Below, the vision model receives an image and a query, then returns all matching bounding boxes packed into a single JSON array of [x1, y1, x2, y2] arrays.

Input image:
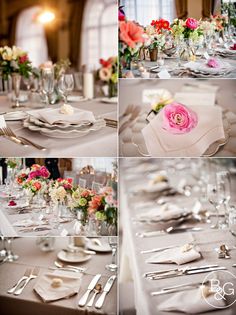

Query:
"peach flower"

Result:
[[119, 21, 144, 48]]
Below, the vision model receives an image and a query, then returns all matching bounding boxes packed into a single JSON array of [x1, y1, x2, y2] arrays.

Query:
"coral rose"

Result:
[[119, 21, 144, 48]]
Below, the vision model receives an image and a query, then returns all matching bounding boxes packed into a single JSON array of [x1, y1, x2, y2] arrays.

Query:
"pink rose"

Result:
[[162, 102, 198, 134], [19, 54, 29, 64], [39, 166, 50, 178], [230, 44, 236, 50], [207, 58, 220, 68], [185, 18, 198, 30]]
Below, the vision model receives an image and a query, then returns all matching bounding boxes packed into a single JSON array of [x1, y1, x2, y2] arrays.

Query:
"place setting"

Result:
[[119, 79, 236, 157], [0, 236, 118, 314]]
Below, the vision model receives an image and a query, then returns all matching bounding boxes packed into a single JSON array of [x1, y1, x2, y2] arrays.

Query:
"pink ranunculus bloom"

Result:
[[119, 20, 144, 48], [185, 18, 198, 30], [162, 102, 198, 134], [207, 58, 220, 68], [230, 43, 236, 50]]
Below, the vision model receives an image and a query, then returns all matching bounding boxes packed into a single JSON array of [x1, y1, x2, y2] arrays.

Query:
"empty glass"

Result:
[[41, 68, 54, 106], [207, 183, 220, 229], [229, 205, 236, 236], [58, 74, 74, 105], [216, 171, 231, 228], [106, 236, 118, 272]]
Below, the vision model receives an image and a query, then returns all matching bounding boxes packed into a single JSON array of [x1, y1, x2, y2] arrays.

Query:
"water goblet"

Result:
[[106, 236, 118, 272], [58, 74, 74, 105], [41, 68, 54, 106]]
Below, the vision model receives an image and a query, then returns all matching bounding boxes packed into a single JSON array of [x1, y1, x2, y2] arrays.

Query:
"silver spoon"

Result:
[[87, 283, 102, 307]]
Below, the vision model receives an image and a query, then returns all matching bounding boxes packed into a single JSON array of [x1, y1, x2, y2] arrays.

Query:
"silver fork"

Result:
[[8, 268, 32, 294], [0, 127, 27, 147], [14, 267, 40, 295], [2, 126, 46, 151]]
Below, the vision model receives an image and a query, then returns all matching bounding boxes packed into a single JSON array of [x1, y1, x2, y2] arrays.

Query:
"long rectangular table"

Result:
[[120, 159, 236, 315], [0, 95, 117, 157], [0, 237, 117, 315]]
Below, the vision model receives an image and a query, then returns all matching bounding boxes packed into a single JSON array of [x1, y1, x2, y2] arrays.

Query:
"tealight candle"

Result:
[[141, 71, 150, 78], [139, 66, 145, 72]]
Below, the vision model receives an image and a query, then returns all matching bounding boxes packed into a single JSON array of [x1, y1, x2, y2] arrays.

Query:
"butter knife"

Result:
[[78, 274, 101, 307], [95, 275, 116, 309]]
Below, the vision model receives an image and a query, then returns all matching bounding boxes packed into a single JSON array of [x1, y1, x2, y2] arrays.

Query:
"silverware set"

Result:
[[78, 274, 116, 308], [52, 261, 86, 273], [104, 118, 118, 128], [136, 226, 203, 238], [0, 125, 46, 150], [144, 264, 226, 280], [7, 267, 40, 295]]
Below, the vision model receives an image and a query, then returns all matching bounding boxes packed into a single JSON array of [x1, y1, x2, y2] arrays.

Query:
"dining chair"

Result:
[[91, 181, 104, 193], [79, 178, 87, 188]]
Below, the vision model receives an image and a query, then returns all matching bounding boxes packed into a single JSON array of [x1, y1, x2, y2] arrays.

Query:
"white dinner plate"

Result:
[[57, 249, 91, 263], [23, 117, 106, 139], [4, 111, 28, 121], [67, 95, 87, 102], [100, 97, 118, 104], [87, 240, 111, 253]]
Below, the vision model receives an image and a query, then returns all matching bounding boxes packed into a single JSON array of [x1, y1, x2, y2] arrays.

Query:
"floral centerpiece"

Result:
[[199, 20, 216, 37], [69, 187, 94, 224], [144, 19, 171, 61], [119, 18, 145, 70], [211, 15, 228, 32], [171, 18, 203, 60], [88, 187, 118, 234], [0, 46, 35, 79], [98, 57, 118, 98], [49, 178, 73, 205]]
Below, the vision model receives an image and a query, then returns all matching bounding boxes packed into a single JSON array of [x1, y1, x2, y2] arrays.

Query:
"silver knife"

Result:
[[78, 274, 101, 307], [95, 275, 116, 309], [144, 264, 219, 278], [149, 266, 226, 280]]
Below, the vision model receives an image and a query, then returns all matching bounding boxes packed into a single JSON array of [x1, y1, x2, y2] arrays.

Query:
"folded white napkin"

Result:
[[142, 105, 225, 157], [146, 245, 201, 265], [34, 270, 82, 302], [184, 60, 232, 74], [35, 107, 95, 125], [158, 287, 225, 313], [136, 203, 188, 222], [130, 181, 170, 194]]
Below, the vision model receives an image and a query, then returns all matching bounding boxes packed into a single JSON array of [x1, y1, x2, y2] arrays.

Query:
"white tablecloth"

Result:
[[0, 95, 117, 157], [120, 159, 236, 315]]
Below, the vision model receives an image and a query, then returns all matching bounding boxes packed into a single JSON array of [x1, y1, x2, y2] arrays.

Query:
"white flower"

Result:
[[50, 186, 67, 203]]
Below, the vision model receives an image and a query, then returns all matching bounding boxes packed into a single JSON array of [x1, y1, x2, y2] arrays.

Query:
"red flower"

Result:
[[19, 54, 29, 64], [151, 19, 171, 32], [99, 58, 113, 68], [33, 182, 41, 190]]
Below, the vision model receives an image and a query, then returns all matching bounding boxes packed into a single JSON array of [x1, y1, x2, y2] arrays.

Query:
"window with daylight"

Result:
[[73, 158, 115, 173], [16, 6, 48, 66], [81, 0, 118, 68], [120, 0, 176, 26]]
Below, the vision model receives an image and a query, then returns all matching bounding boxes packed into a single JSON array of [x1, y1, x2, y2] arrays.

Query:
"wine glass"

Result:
[[5, 237, 19, 262], [41, 68, 54, 106], [23, 75, 33, 93], [216, 171, 231, 228], [106, 236, 118, 272], [207, 183, 220, 229], [58, 74, 74, 105]]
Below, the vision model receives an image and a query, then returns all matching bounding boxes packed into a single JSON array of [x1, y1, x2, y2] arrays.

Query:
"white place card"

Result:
[[158, 69, 171, 79], [203, 52, 210, 60], [142, 89, 172, 103], [0, 115, 6, 128], [181, 83, 219, 93], [174, 92, 216, 106]]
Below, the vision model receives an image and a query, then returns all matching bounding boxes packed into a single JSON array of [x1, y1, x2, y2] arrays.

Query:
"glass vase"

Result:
[[180, 39, 195, 61], [12, 73, 21, 108], [108, 81, 117, 98]]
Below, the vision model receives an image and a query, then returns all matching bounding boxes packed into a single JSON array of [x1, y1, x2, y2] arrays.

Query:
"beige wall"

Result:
[[188, 0, 202, 19]]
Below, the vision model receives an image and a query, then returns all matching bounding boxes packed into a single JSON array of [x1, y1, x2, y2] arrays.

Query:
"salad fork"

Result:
[[14, 267, 40, 295], [8, 268, 31, 294]]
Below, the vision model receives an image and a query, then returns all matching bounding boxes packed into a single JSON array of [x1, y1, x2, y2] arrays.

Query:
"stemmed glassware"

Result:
[[23, 75, 34, 93], [58, 74, 74, 105], [106, 236, 118, 272], [207, 183, 220, 229], [41, 68, 54, 106], [216, 171, 231, 229], [0, 237, 18, 263]]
